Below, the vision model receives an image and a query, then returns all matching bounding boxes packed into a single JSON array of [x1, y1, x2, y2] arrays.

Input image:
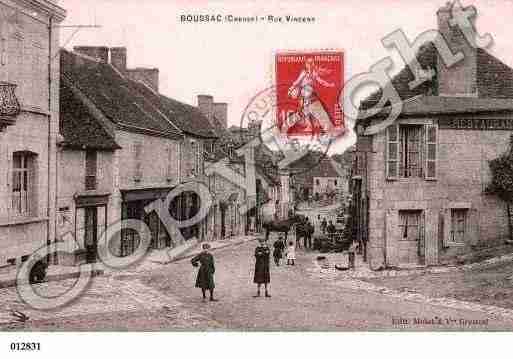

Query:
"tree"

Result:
[[486, 134, 513, 241]]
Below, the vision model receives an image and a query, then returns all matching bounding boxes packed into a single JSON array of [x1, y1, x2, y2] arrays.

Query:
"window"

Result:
[[133, 143, 143, 181], [399, 125, 424, 178], [334, 180, 338, 186], [85, 150, 97, 190], [450, 209, 467, 244], [165, 143, 178, 182], [387, 124, 437, 180], [398, 210, 424, 241], [192, 140, 203, 175], [12, 152, 36, 217], [315, 179, 320, 186]]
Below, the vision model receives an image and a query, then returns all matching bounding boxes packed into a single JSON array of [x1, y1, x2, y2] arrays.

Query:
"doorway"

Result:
[[85, 207, 98, 263]]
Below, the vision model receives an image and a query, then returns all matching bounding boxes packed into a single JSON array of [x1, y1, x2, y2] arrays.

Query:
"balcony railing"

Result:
[[0, 82, 21, 131]]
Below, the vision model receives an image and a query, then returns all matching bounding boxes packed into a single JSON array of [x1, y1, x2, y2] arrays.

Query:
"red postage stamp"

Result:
[[275, 50, 345, 139]]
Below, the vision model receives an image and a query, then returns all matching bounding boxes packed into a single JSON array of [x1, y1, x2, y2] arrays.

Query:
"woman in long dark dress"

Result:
[[253, 238, 271, 298], [273, 236, 285, 266], [191, 243, 218, 302]]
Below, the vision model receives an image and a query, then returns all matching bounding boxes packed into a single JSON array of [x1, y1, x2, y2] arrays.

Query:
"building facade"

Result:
[[0, 0, 65, 265], [58, 46, 217, 262], [353, 2, 513, 269]]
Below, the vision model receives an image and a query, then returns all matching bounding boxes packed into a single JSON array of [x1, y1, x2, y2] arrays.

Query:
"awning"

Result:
[[74, 190, 111, 208]]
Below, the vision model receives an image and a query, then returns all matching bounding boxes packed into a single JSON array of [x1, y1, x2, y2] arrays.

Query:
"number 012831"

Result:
[[10, 342, 41, 351]]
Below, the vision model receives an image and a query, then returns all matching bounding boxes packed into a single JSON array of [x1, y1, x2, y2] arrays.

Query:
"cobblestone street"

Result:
[[1, 237, 513, 330]]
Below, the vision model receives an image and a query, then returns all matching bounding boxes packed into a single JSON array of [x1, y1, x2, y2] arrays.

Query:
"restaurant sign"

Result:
[[438, 118, 513, 130]]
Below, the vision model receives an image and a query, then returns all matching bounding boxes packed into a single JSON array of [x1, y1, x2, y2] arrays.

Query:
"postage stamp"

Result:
[[275, 50, 345, 140]]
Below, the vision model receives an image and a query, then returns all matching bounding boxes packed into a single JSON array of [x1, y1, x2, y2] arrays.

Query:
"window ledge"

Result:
[[444, 242, 465, 248], [0, 216, 49, 227], [386, 177, 437, 183]]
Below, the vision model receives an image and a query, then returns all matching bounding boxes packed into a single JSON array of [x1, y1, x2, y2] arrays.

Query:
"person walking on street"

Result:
[[253, 238, 271, 298], [304, 218, 314, 249], [327, 220, 336, 242], [191, 243, 218, 302], [273, 236, 285, 266], [295, 220, 304, 249], [321, 217, 328, 234], [286, 240, 296, 265], [327, 220, 336, 234]]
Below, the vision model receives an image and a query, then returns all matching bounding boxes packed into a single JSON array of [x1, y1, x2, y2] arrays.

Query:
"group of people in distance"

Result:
[[191, 216, 339, 301]]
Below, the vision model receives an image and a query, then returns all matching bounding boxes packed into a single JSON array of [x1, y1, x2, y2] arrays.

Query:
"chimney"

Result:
[[436, 1, 477, 96], [126, 68, 159, 93], [197, 95, 214, 122], [110, 47, 127, 72], [213, 102, 228, 128], [73, 46, 109, 63]]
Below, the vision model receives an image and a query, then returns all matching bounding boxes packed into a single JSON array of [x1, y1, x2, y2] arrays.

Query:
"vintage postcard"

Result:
[[0, 0, 513, 357]]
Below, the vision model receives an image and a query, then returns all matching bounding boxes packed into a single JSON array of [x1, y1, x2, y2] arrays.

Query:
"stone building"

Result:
[[0, 0, 65, 266], [353, 2, 513, 269], [58, 46, 218, 261]]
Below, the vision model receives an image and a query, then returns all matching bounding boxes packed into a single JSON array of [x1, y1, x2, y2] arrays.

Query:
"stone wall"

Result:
[[366, 118, 512, 269]]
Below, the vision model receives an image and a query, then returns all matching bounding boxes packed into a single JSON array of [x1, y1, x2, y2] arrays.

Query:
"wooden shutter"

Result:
[[425, 124, 437, 180], [467, 208, 479, 246], [442, 208, 451, 247], [418, 211, 426, 263], [386, 124, 399, 179]]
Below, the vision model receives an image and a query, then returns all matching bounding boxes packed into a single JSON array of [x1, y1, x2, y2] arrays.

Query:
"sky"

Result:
[[58, 0, 513, 153]]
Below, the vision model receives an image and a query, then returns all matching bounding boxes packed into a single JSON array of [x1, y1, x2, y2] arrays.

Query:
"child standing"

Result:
[[286, 241, 296, 265], [191, 243, 217, 302]]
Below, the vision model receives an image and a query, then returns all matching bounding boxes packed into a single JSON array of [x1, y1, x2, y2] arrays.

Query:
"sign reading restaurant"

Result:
[[438, 118, 513, 130]]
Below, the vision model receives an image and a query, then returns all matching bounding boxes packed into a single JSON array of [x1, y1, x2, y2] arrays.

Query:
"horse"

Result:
[[262, 214, 304, 242]]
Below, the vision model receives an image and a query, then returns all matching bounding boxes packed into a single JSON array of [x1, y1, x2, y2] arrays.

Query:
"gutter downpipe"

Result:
[[47, 15, 54, 264]]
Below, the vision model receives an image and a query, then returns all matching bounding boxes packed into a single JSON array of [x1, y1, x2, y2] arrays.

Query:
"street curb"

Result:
[[0, 237, 259, 289], [0, 269, 104, 290]]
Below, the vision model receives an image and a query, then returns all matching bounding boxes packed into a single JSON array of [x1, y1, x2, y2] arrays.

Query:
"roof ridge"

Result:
[[69, 49, 102, 63], [128, 79, 184, 135]]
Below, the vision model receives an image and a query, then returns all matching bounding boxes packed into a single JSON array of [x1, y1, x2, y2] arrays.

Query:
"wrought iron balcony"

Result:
[[0, 82, 21, 131]]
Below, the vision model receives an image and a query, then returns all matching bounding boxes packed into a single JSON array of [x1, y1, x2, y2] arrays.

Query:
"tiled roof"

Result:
[[61, 49, 183, 138], [358, 43, 513, 123], [290, 153, 341, 186], [129, 79, 217, 138], [60, 79, 120, 150]]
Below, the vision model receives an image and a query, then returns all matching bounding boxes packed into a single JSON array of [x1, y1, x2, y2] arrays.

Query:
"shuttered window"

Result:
[[399, 125, 424, 178], [425, 124, 437, 180], [387, 124, 436, 180]]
